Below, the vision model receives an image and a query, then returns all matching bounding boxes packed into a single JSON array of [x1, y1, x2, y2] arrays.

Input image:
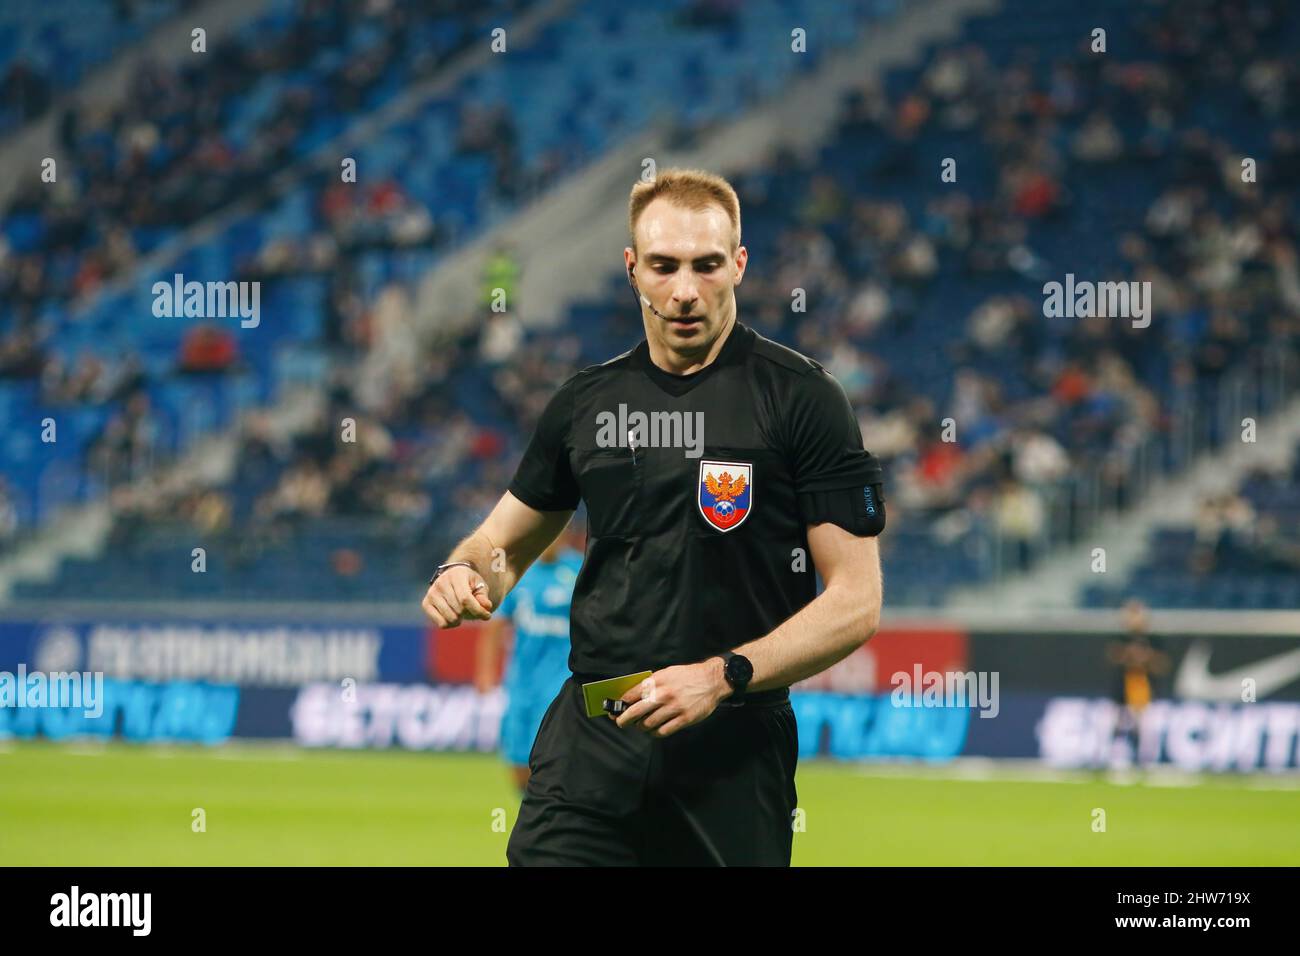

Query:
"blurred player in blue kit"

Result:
[[476, 524, 584, 791]]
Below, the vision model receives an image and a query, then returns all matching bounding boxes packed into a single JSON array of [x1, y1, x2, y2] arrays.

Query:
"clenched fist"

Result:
[[421, 563, 494, 628]]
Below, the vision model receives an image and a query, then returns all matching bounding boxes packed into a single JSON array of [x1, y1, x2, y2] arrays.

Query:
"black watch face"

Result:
[[726, 655, 753, 688]]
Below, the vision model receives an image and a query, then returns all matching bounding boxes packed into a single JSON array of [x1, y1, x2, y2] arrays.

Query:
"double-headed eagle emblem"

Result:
[[703, 470, 747, 504]]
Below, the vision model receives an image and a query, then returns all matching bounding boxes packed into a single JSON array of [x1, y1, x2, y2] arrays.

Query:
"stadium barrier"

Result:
[[1, 606, 1297, 771]]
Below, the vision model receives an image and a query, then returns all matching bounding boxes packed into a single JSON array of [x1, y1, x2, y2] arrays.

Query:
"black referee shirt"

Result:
[[508, 321, 884, 678]]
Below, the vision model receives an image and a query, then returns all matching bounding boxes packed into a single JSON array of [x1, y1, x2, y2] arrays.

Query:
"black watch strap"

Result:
[[719, 651, 753, 699]]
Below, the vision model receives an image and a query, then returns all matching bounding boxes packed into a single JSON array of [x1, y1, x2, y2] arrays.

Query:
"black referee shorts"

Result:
[[505, 676, 799, 866]]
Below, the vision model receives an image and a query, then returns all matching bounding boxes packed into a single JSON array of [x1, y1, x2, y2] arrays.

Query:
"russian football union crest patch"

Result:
[[697, 460, 753, 532]]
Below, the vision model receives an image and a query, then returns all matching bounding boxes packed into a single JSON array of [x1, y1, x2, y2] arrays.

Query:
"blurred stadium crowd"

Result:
[[1, 0, 1297, 608]]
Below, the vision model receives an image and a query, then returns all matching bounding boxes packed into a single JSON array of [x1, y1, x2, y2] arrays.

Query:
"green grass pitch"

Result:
[[2, 741, 1297, 865]]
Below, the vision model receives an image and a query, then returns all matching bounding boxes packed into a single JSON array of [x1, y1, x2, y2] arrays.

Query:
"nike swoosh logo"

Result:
[[1174, 640, 1300, 702]]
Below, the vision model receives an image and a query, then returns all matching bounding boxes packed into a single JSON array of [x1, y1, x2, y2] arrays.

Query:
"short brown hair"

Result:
[[628, 167, 741, 254]]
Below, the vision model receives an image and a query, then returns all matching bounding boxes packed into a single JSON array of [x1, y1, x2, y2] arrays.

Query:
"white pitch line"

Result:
[[840, 758, 1300, 788], [1138, 776, 1203, 788], [212, 746, 304, 761], [845, 758, 1089, 785], [62, 745, 109, 757]]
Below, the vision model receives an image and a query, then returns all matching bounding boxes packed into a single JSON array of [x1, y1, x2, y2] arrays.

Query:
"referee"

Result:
[[422, 168, 885, 866]]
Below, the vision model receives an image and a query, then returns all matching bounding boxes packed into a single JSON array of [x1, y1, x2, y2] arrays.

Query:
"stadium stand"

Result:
[[1083, 437, 1300, 609], [3, 0, 1298, 608], [0, 0, 191, 136]]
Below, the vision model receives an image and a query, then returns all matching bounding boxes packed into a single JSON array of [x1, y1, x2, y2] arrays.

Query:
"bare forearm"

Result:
[[445, 501, 569, 608], [427, 494, 570, 630], [445, 529, 515, 607], [613, 530, 881, 741], [734, 583, 881, 693]]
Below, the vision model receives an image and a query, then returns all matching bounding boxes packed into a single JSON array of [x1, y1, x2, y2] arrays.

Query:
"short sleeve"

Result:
[[508, 377, 581, 512], [787, 368, 886, 533]]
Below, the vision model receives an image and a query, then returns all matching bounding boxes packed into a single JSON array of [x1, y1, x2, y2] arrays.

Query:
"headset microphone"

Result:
[[627, 262, 676, 322]]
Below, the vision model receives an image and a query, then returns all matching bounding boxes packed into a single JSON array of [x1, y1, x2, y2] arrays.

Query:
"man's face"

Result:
[[626, 198, 746, 361]]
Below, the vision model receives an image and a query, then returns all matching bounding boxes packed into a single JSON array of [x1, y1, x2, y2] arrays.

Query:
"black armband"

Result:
[[796, 482, 886, 536]]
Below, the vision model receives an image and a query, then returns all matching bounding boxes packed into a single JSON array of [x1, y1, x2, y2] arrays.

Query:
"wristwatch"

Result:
[[428, 561, 476, 586], [718, 651, 753, 699]]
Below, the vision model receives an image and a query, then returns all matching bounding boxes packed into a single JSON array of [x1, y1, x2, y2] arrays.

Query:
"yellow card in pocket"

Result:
[[581, 671, 654, 718]]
